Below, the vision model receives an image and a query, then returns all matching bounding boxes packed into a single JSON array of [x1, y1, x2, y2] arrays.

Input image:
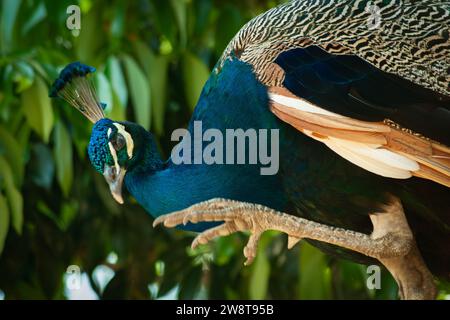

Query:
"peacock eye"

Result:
[[112, 133, 126, 151]]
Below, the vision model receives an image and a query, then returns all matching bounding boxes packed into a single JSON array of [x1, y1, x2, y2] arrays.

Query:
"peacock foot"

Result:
[[153, 198, 287, 265], [153, 197, 437, 299]]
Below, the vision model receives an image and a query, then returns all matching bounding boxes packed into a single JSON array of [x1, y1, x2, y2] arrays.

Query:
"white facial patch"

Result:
[[113, 123, 134, 159], [108, 141, 120, 175], [106, 128, 119, 174]]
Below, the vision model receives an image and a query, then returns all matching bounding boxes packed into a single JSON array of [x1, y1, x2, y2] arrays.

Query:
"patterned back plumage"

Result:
[[219, 0, 450, 97]]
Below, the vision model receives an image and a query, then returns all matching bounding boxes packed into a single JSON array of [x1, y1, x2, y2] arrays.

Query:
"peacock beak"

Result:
[[103, 165, 126, 204]]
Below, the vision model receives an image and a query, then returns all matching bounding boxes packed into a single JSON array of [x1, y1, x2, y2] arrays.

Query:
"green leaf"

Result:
[[0, 157, 13, 191], [213, 237, 237, 266], [0, 0, 22, 53], [182, 52, 210, 112], [249, 235, 270, 299], [104, 61, 127, 120], [0, 194, 10, 256], [28, 60, 48, 82], [14, 61, 35, 93], [0, 126, 24, 186], [133, 42, 168, 136], [122, 55, 151, 130], [106, 56, 128, 107], [75, 6, 103, 64], [110, 4, 125, 40], [170, 0, 187, 48], [95, 71, 113, 113], [150, 1, 177, 48], [133, 41, 153, 74], [155, 260, 165, 277], [0, 156, 23, 235], [22, 2, 47, 36], [21, 77, 54, 142], [7, 187, 23, 235], [53, 121, 73, 197], [298, 242, 332, 299], [149, 55, 168, 136], [16, 125, 30, 156], [109, 91, 126, 121]]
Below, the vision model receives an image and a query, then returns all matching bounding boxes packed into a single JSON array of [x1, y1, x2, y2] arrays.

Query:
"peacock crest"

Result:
[[49, 62, 105, 123]]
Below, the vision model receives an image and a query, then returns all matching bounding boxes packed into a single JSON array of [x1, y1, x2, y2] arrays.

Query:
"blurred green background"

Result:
[[0, 0, 449, 300]]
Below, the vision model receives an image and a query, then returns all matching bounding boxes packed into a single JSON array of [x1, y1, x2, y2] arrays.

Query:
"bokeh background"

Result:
[[0, 0, 449, 299]]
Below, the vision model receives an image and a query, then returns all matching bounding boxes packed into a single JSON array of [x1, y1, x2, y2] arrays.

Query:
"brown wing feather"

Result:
[[270, 87, 450, 187]]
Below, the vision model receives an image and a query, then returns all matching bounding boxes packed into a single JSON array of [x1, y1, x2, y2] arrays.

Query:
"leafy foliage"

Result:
[[0, 0, 449, 300]]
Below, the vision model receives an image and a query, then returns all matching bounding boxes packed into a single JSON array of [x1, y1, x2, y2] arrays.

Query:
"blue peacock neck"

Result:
[[123, 58, 287, 229]]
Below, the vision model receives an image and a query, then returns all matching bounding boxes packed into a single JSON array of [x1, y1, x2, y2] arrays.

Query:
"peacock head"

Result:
[[87, 118, 136, 204], [50, 62, 139, 204]]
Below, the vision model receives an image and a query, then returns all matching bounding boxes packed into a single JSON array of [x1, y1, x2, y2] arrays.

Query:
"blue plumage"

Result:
[[83, 58, 286, 231], [125, 58, 287, 231]]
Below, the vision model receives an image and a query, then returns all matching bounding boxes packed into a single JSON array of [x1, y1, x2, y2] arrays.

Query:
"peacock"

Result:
[[50, 0, 450, 299]]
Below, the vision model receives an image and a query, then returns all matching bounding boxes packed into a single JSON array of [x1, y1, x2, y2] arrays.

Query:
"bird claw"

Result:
[[152, 198, 238, 228], [153, 198, 278, 265], [154, 197, 438, 299]]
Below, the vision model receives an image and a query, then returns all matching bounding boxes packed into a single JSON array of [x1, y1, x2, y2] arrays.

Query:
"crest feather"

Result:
[[50, 62, 105, 123]]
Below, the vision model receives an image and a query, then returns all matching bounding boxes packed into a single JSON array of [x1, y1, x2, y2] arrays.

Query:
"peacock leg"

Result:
[[153, 197, 437, 300]]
